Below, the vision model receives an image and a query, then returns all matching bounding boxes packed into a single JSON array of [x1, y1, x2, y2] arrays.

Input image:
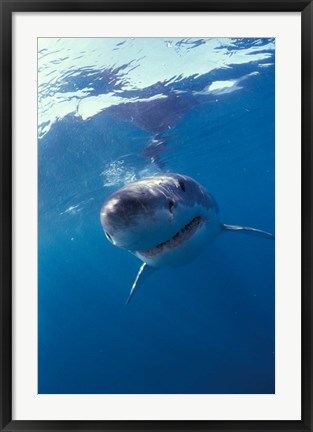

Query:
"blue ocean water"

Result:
[[38, 38, 275, 394]]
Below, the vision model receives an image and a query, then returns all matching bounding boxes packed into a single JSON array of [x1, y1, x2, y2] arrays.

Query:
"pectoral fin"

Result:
[[222, 224, 274, 239], [126, 263, 156, 305]]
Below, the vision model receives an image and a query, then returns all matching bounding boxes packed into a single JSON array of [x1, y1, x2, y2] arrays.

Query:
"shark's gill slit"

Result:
[[139, 215, 203, 257]]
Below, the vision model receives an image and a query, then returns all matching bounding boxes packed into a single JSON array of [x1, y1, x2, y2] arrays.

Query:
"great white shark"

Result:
[[100, 173, 274, 304]]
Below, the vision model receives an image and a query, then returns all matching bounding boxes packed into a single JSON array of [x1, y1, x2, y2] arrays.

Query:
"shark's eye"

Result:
[[178, 180, 186, 192], [168, 200, 175, 213], [105, 231, 112, 242]]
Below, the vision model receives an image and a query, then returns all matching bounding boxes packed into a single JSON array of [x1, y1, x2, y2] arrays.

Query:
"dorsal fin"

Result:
[[222, 223, 274, 239], [126, 263, 157, 305]]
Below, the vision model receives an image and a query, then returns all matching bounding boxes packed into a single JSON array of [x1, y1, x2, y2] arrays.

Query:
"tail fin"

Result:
[[221, 224, 274, 240]]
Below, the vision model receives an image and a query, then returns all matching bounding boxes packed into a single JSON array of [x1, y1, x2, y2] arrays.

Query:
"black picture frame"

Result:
[[1, 1, 312, 431]]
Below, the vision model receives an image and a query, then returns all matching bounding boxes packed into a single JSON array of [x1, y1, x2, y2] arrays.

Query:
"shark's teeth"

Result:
[[139, 216, 203, 257]]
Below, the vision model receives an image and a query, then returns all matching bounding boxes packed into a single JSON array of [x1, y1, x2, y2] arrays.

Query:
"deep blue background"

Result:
[[38, 38, 275, 394]]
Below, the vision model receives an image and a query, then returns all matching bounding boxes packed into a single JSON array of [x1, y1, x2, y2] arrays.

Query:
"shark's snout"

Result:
[[102, 197, 139, 224], [101, 193, 156, 229], [100, 188, 166, 250], [100, 199, 134, 241]]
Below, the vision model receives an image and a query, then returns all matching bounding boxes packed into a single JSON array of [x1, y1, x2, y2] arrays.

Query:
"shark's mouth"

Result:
[[138, 216, 203, 257]]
